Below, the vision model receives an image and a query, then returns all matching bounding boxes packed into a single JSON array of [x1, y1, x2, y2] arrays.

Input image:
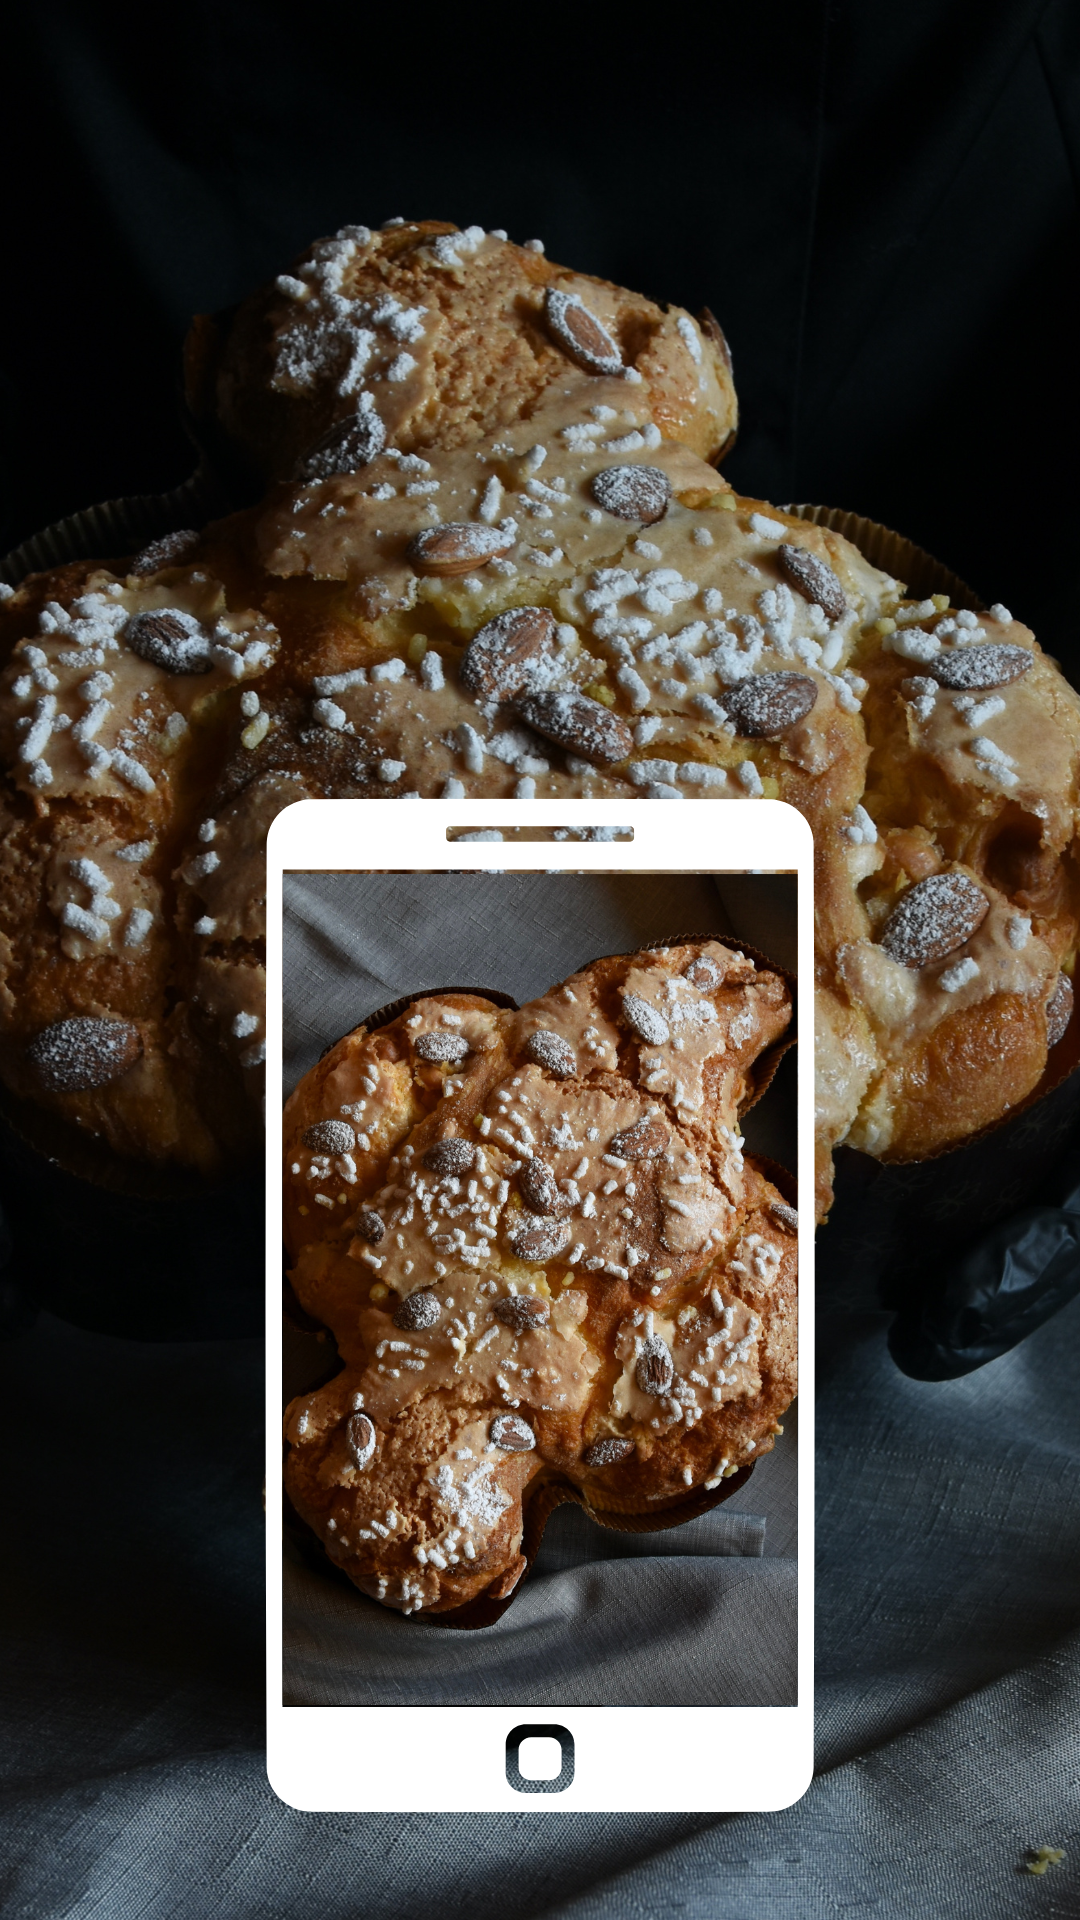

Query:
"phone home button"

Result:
[[505, 1724, 575, 1793]]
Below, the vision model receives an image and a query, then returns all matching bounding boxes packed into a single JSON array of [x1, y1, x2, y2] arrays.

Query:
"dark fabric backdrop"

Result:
[[2, 5, 1080, 1914], [3, 1, 1079, 670]]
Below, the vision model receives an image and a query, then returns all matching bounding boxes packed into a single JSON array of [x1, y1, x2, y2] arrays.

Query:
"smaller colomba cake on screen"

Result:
[[282, 938, 797, 1616]]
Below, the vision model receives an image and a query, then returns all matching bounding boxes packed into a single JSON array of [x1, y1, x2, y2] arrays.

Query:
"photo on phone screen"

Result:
[[266, 799, 813, 1812]]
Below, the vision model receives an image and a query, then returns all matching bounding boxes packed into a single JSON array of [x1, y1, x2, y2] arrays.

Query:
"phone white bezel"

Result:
[[267, 796, 814, 1813]]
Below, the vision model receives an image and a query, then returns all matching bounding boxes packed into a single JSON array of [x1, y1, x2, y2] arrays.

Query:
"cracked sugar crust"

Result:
[[186, 219, 738, 488], [282, 941, 796, 1616]]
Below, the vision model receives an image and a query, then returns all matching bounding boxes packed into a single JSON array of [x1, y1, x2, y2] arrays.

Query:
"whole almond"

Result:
[[513, 689, 632, 766], [493, 1294, 550, 1333], [519, 1157, 562, 1214], [407, 522, 514, 576], [460, 605, 557, 702], [590, 464, 672, 525], [767, 1198, 799, 1235], [609, 1114, 668, 1159], [1047, 972, 1074, 1049], [523, 1030, 576, 1077], [413, 1031, 470, 1063], [129, 529, 200, 575], [27, 1015, 143, 1093], [777, 544, 848, 621], [490, 1412, 536, 1452], [880, 872, 989, 970], [621, 992, 670, 1046], [636, 1335, 674, 1397], [422, 1137, 476, 1175], [927, 644, 1032, 691], [303, 1119, 355, 1154], [124, 609, 212, 674], [508, 1212, 572, 1263], [543, 288, 623, 375], [345, 1411, 376, 1470], [393, 1288, 442, 1330], [720, 671, 818, 739], [582, 1435, 635, 1467]]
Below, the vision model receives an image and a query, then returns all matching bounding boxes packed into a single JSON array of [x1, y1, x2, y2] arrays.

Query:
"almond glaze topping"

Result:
[[926, 645, 1033, 691], [609, 1113, 668, 1159], [880, 871, 989, 970], [519, 1156, 562, 1214], [413, 1031, 470, 1062], [543, 288, 623, 375], [492, 1294, 551, 1332], [354, 1208, 385, 1243], [345, 1411, 376, 1469], [294, 408, 387, 481], [720, 670, 818, 739], [422, 1137, 476, 1175], [27, 1015, 143, 1093], [406, 522, 515, 576], [490, 1412, 536, 1452], [1046, 972, 1074, 1049], [392, 1288, 442, 1330], [582, 1435, 635, 1467], [507, 1211, 573, 1262], [777, 544, 848, 621], [459, 605, 557, 702], [590, 464, 672, 525], [123, 608, 213, 674], [512, 689, 633, 767], [523, 1030, 576, 1077], [303, 1118, 356, 1154], [129, 529, 200, 575], [636, 1334, 674, 1396]]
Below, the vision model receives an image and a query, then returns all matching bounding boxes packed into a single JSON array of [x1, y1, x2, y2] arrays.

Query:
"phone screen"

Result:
[[266, 797, 813, 1812]]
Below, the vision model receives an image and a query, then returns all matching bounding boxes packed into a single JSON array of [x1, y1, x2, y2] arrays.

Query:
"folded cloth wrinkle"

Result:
[[529, 1502, 767, 1573], [283, 1552, 798, 1708]]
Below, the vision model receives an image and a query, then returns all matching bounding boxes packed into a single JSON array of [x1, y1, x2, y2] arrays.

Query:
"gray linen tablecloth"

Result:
[[3, 1285, 1077, 1914], [2, 872, 1078, 1914], [282, 871, 798, 1707]]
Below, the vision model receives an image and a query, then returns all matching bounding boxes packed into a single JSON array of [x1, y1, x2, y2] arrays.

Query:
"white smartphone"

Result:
[[266, 796, 813, 1813]]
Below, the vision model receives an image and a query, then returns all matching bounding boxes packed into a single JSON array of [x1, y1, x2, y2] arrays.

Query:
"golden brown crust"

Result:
[[834, 607, 1080, 1162], [0, 470, 880, 1181], [281, 942, 797, 1614], [3, 220, 1080, 1211], [186, 220, 738, 489]]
